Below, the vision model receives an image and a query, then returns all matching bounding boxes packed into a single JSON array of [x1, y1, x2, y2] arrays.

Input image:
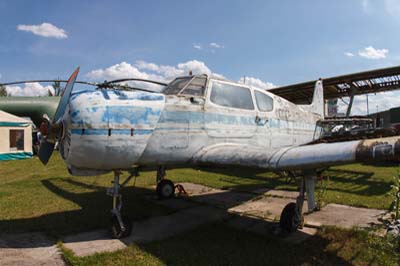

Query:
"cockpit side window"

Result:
[[180, 77, 207, 97], [255, 91, 274, 112], [163, 77, 191, 95], [210, 81, 254, 110]]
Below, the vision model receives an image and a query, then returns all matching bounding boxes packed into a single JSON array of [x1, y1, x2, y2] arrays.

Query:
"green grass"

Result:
[[62, 223, 399, 266], [322, 163, 397, 209], [0, 155, 173, 236], [0, 154, 397, 236], [1, 153, 399, 265]]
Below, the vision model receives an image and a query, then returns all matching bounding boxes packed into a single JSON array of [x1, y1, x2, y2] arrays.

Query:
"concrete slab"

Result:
[[63, 205, 229, 257], [179, 183, 385, 230], [305, 203, 385, 229], [226, 215, 274, 237], [251, 188, 299, 199], [0, 232, 65, 266], [177, 182, 270, 209], [264, 189, 299, 199], [283, 227, 318, 244], [229, 196, 305, 221], [190, 190, 255, 208], [178, 182, 220, 195], [148, 196, 198, 210], [225, 215, 317, 244]]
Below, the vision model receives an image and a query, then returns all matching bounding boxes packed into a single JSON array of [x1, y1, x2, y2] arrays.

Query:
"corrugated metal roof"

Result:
[[269, 65, 400, 104]]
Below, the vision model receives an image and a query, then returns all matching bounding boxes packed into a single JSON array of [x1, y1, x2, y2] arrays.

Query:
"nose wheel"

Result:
[[111, 214, 132, 239]]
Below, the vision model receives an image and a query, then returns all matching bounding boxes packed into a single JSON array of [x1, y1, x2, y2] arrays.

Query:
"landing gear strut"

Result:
[[279, 170, 317, 233], [156, 166, 175, 199], [107, 170, 136, 239]]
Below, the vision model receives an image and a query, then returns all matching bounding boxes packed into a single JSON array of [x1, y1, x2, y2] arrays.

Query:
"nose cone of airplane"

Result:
[[60, 89, 165, 170]]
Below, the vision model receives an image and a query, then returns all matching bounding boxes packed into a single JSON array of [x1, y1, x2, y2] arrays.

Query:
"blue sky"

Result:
[[1, 0, 400, 114]]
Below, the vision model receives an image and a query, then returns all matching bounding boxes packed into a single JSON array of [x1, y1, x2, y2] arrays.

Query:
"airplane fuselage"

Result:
[[61, 77, 322, 176]]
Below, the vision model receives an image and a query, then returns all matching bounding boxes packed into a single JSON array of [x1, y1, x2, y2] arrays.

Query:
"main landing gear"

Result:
[[279, 170, 317, 233], [155, 166, 175, 199], [107, 170, 137, 239]]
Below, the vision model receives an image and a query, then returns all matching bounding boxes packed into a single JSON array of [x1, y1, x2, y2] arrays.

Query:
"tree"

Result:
[[52, 80, 62, 96], [0, 84, 7, 97]]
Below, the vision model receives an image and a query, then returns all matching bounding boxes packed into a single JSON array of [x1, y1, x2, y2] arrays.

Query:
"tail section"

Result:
[[310, 79, 324, 117], [299, 79, 324, 117]]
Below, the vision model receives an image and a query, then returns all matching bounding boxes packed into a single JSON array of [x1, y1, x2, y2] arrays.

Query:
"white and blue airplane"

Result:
[[3, 68, 400, 238]]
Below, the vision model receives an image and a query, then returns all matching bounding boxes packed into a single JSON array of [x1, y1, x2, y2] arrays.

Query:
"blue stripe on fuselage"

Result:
[[159, 110, 256, 126], [71, 128, 153, 136], [70, 106, 162, 125]]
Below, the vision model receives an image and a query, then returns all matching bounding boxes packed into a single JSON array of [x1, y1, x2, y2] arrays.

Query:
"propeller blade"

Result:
[[53, 67, 80, 122], [38, 140, 55, 165], [37, 67, 79, 165]]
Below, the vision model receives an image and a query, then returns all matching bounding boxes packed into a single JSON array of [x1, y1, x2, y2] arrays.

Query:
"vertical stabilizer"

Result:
[[309, 79, 324, 117]]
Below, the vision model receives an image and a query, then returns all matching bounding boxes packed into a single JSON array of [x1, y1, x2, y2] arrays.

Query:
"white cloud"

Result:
[[17, 23, 67, 39], [86, 60, 226, 91], [238, 76, 275, 90], [87, 61, 154, 81], [362, 1, 400, 22], [362, 0, 372, 13], [358, 46, 388, 59], [6, 82, 54, 97], [86, 60, 277, 93], [192, 43, 202, 50], [344, 52, 354, 57], [384, 0, 400, 17], [87, 60, 225, 84], [210, 42, 224, 49]]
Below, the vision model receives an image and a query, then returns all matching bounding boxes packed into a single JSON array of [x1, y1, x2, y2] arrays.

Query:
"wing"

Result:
[[192, 136, 400, 171]]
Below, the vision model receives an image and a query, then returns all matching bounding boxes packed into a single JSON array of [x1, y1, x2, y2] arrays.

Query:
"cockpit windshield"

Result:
[[162, 76, 207, 96], [163, 77, 192, 95]]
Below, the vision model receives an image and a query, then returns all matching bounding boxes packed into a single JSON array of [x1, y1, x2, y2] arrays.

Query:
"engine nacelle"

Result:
[[59, 89, 165, 173]]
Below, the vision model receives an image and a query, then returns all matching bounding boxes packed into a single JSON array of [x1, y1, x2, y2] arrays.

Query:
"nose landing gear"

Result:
[[107, 170, 136, 239]]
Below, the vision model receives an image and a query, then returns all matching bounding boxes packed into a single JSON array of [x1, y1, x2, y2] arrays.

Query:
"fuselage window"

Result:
[[180, 77, 207, 96], [255, 91, 274, 112], [210, 81, 254, 110]]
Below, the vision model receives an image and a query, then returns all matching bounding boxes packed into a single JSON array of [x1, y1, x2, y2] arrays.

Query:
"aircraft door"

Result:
[[161, 76, 207, 151], [254, 90, 273, 148], [205, 80, 257, 139]]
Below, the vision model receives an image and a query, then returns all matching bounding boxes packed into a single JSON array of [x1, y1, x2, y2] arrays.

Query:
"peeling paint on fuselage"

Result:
[[61, 79, 322, 175], [62, 90, 165, 172]]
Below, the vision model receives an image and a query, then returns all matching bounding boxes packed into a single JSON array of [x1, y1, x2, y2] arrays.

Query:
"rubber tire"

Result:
[[110, 215, 132, 239], [156, 179, 175, 199], [279, 202, 301, 233]]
